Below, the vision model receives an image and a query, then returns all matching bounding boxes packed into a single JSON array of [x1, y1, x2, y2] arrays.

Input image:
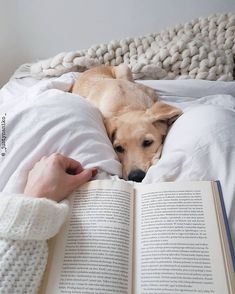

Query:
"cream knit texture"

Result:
[[0, 239, 48, 294], [13, 13, 235, 81], [0, 193, 69, 240], [0, 192, 70, 293]]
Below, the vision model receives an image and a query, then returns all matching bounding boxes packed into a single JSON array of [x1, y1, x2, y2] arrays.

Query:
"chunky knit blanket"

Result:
[[15, 13, 235, 81]]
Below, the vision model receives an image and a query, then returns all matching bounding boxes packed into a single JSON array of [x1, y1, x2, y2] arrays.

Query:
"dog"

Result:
[[72, 64, 182, 182]]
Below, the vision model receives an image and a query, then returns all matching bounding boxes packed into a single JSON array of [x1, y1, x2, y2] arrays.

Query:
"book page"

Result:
[[45, 180, 134, 294], [134, 181, 231, 294]]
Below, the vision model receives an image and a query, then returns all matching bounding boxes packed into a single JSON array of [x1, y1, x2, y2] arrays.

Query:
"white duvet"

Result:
[[0, 73, 235, 246]]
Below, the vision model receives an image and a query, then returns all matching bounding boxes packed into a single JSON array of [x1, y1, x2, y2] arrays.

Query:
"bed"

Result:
[[0, 13, 235, 249], [1, 72, 235, 247]]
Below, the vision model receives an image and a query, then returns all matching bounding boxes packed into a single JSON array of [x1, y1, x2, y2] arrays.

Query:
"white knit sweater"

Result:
[[0, 192, 69, 293]]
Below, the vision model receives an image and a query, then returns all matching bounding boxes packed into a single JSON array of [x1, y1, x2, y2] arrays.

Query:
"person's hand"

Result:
[[24, 153, 97, 202]]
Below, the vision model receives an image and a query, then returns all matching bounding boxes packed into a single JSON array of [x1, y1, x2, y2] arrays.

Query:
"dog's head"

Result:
[[105, 102, 182, 182]]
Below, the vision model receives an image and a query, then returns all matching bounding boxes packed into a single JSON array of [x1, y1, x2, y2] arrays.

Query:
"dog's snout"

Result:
[[128, 169, 146, 182]]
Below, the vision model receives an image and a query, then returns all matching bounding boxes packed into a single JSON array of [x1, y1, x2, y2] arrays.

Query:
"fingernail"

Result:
[[91, 168, 98, 177]]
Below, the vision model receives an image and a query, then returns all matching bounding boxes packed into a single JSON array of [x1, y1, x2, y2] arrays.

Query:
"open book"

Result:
[[40, 180, 235, 294]]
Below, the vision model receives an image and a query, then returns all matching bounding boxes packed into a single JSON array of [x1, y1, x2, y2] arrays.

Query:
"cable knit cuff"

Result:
[[0, 192, 70, 241]]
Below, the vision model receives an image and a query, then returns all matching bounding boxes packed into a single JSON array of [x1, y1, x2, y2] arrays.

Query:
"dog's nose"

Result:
[[128, 169, 146, 182]]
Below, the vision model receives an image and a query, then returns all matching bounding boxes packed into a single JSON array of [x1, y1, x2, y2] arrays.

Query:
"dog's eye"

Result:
[[142, 139, 154, 148], [114, 145, 125, 153]]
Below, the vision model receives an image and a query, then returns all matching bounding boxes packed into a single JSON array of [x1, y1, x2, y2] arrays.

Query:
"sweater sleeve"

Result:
[[0, 238, 48, 293], [0, 192, 70, 241]]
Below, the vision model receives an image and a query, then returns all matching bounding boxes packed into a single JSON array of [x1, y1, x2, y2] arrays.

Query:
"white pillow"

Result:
[[0, 90, 121, 193], [143, 105, 235, 219]]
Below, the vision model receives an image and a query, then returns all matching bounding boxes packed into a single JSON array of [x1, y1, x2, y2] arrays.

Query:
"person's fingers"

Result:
[[69, 169, 93, 188], [91, 168, 98, 177], [64, 157, 84, 175], [49, 153, 84, 174]]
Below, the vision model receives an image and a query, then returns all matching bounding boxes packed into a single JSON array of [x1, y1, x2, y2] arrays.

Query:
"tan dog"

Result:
[[72, 64, 182, 182]]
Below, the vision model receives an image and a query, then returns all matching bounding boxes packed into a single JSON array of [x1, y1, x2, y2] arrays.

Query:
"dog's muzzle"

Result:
[[128, 169, 146, 182]]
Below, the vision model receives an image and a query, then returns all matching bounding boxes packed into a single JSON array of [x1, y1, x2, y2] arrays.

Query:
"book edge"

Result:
[[216, 180, 235, 271]]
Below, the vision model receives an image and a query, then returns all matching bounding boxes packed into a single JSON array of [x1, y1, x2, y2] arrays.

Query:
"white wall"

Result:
[[1, 0, 235, 87]]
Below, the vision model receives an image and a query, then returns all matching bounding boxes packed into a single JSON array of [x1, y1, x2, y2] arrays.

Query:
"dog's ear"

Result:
[[147, 102, 182, 126], [103, 117, 117, 143], [112, 64, 134, 82]]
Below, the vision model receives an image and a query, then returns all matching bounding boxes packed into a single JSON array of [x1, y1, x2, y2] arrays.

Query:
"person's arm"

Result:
[[0, 192, 69, 241], [0, 153, 96, 293]]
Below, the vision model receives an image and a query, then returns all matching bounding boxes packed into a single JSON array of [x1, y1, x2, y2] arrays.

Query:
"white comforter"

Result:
[[0, 73, 235, 246]]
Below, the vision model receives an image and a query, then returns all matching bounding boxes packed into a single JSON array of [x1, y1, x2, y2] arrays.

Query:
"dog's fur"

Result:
[[72, 64, 182, 181]]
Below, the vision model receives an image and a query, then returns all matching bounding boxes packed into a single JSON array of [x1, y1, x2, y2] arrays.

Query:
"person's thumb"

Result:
[[70, 169, 93, 189]]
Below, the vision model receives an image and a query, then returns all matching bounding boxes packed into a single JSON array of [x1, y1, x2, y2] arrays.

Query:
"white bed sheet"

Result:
[[0, 73, 235, 246]]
